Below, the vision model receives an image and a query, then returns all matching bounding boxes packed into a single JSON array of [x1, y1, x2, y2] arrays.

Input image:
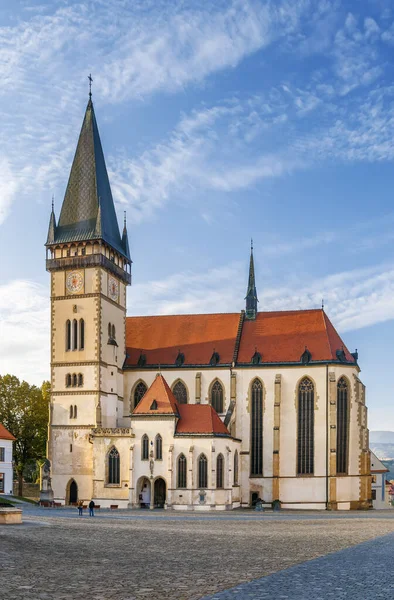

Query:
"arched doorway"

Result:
[[68, 480, 78, 505], [154, 478, 166, 508], [138, 477, 151, 508]]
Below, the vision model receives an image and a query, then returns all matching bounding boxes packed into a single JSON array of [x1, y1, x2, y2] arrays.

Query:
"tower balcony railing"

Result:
[[46, 253, 131, 285]]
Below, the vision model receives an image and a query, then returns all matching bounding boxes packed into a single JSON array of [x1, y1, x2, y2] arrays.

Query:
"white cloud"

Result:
[[0, 280, 49, 384]]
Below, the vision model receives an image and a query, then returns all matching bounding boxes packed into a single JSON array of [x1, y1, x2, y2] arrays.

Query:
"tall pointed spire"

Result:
[[47, 91, 130, 260], [122, 210, 130, 259], [46, 195, 57, 244], [245, 239, 258, 320]]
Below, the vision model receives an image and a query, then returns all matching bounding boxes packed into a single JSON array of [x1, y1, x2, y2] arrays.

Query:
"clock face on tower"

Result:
[[66, 271, 84, 295], [108, 276, 119, 302]]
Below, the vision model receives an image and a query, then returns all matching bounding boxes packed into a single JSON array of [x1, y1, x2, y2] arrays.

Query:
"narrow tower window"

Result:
[[172, 380, 188, 404], [78, 374, 83, 387], [66, 320, 71, 351], [72, 319, 78, 350], [73, 405, 77, 419], [79, 319, 85, 350], [108, 447, 120, 485], [177, 454, 187, 488], [250, 379, 263, 476], [337, 377, 349, 474], [112, 324, 116, 340], [297, 377, 315, 475], [69, 405, 73, 419], [210, 380, 224, 413], [66, 374, 71, 387], [72, 374, 77, 387]]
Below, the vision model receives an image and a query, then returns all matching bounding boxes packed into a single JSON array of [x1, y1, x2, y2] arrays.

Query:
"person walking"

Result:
[[89, 499, 95, 517], [77, 500, 84, 516]]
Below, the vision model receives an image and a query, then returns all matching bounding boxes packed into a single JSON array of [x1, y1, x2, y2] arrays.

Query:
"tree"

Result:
[[0, 375, 50, 496]]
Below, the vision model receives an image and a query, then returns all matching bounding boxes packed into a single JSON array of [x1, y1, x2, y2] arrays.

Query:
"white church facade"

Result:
[[45, 95, 371, 510]]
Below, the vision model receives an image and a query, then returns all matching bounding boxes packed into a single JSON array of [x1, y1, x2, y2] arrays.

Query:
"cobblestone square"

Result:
[[3, 506, 394, 599]]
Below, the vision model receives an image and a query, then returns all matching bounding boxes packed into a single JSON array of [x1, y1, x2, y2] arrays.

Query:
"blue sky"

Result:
[[1, 0, 394, 429]]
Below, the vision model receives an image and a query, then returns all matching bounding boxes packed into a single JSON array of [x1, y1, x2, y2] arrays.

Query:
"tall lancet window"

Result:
[[198, 454, 208, 489], [133, 382, 147, 409], [337, 377, 349, 474], [216, 454, 224, 488], [108, 447, 120, 485], [155, 434, 162, 460], [172, 380, 188, 404], [250, 379, 263, 476], [210, 380, 224, 413], [141, 435, 149, 460], [297, 377, 315, 475]]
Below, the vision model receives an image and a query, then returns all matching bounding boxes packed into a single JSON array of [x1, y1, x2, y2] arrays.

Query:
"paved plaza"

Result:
[[2, 503, 394, 599]]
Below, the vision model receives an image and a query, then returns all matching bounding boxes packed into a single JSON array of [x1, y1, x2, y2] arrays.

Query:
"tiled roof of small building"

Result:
[[0, 423, 16, 441], [132, 374, 179, 415], [125, 309, 355, 367], [176, 405, 231, 436]]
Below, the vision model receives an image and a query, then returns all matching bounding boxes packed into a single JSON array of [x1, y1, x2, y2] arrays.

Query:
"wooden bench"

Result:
[[110, 504, 118, 510], [94, 505, 100, 510]]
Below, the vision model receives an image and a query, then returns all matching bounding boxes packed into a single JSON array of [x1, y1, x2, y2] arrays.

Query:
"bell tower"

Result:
[[45, 92, 131, 504]]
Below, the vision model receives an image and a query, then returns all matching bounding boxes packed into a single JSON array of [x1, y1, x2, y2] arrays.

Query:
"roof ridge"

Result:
[[321, 309, 334, 359], [232, 310, 245, 364]]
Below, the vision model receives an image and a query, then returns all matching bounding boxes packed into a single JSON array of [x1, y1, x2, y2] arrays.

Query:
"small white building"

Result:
[[0, 423, 15, 495], [370, 450, 389, 509]]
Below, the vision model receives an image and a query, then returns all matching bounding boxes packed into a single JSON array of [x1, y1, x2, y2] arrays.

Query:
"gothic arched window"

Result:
[[337, 377, 349, 474], [72, 319, 78, 350], [69, 405, 73, 419], [177, 454, 187, 488], [216, 454, 224, 488], [297, 377, 315, 475], [250, 379, 263, 476], [133, 381, 147, 409], [155, 434, 162, 460], [142, 434, 149, 460], [79, 319, 85, 350], [74, 405, 77, 419], [198, 454, 208, 489], [172, 380, 188, 404], [210, 380, 224, 413], [108, 322, 112, 338], [112, 324, 116, 340], [78, 374, 83, 387], [66, 374, 71, 388], [234, 450, 239, 486], [108, 447, 120, 485], [72, 374, 77, 387], [66, 320, 71, 351]]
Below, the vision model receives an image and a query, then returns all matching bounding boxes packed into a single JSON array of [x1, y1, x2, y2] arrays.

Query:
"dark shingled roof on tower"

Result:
[[46, 99, 130, 259], [124, 309, 355, 367]]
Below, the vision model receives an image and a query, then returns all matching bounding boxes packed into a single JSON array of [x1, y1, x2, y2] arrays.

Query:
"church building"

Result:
[[45, 94, 371, 510]]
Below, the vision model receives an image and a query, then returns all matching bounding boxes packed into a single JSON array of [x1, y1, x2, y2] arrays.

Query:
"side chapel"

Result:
[[45, 94, 371, 510]]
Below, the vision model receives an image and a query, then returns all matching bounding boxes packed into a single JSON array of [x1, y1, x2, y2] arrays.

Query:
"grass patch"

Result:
[[0, 498, 14, 507], [12, 496, 38, 505]]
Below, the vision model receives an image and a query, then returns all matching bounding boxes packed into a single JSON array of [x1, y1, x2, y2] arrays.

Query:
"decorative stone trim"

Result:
[[91, 428, 132, 436]]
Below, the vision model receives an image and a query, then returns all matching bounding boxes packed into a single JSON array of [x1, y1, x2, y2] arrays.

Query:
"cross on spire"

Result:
[[88, 73, 93, 98]]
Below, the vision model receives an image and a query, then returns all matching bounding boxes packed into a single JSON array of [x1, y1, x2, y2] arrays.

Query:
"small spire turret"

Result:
[[46, 196, 57, 245], [245, 239, 258, 320]]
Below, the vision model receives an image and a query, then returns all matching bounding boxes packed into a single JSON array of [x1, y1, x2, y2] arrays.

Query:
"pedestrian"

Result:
[[89, 499, 95, 517], [77, 499, 84, 516]]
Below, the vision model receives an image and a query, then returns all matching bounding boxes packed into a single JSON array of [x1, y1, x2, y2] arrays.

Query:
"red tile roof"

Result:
[[125, 313, 240, 367], [176, 404, 231, 436], [0, 423, 16, 441], [125, 309, 355, 367], [132, 374, 178, 415], [237, 310, 354, 364]]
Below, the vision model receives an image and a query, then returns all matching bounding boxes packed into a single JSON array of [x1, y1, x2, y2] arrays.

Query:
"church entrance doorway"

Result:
[[138, 477, 151, 508], [154, 478, 166, 508], [68, 480, 78, 505]]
